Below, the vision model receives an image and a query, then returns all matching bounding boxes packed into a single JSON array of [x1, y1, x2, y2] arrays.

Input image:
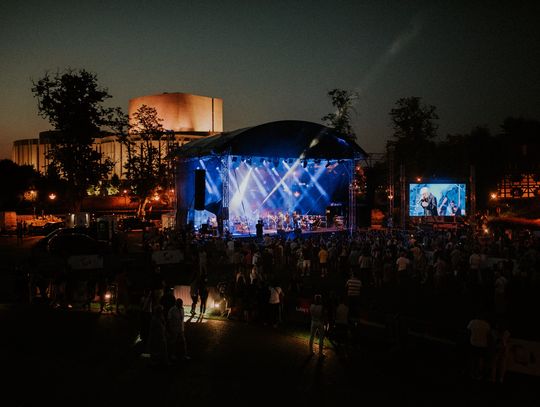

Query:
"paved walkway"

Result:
[[1, 303, 539, 406]]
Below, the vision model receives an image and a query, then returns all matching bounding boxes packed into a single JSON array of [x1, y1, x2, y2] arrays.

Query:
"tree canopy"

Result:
[[322, 88, 358, 140], [31, 69, 119, 211], [390, 96, 439, 142], [118, 104, 173, 218]]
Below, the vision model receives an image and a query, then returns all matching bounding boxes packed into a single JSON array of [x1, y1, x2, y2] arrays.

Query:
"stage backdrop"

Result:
[[177, 155, 352, 232]]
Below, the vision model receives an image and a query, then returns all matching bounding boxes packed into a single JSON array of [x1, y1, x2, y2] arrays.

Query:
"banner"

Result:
[[151, 250, 184, 265], [507, 338, 540, 376], [67, 255, 104, 270]]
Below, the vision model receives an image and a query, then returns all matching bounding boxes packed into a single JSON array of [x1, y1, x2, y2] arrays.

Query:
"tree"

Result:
[[390, 96, 439, 142], [118, 105, 172, 219], [389, 96, 439, 176], [0, 160, 40, 211], [322, 88, 359, 140], [31, 69, 118, 211]]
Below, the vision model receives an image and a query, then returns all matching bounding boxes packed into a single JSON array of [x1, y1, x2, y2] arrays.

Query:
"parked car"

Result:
[[28, 221, 65, 236], [33, 226, 98, 252], [47, 233, 110, 256]]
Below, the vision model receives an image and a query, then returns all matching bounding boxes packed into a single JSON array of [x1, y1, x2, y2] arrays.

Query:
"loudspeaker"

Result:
[[194, 169, 206, 210]]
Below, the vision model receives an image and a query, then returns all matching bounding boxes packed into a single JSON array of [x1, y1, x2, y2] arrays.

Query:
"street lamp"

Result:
[[48, 193, 56, 201]]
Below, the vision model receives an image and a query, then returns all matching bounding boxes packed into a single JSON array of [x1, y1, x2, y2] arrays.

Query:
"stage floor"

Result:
[[230, 226, 346, 238]]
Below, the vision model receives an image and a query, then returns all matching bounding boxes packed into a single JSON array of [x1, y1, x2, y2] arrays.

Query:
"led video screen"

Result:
[[409, 183, 466, 217]]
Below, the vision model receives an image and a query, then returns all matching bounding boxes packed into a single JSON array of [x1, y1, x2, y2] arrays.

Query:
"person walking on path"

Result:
[[189, 276, 199, 316], [167, 298, 190, 361], [199, 275, 209, 316], [309, 294, 327, 358]]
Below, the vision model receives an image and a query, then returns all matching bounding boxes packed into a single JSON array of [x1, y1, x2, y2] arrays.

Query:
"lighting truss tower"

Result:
[[387, 143, 395, 228], [221, 154, 230, 232], [348, 157, 357, 235]]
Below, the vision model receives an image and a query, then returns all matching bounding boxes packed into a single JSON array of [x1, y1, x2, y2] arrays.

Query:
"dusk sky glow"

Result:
[[1, 0, 539, 159]]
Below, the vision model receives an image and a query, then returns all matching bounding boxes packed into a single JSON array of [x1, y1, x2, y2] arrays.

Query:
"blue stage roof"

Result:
[[175, 120, 367, 159]]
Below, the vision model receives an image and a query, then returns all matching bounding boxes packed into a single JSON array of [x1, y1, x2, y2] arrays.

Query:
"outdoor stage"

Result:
[[174, 120, 368, 237]]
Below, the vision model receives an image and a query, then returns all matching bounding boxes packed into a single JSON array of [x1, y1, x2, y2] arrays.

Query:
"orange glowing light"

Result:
[[48, 193, 56, 200]]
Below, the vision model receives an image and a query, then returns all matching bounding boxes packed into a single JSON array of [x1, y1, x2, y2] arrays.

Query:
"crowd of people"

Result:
[[18, 220, 540, 377]]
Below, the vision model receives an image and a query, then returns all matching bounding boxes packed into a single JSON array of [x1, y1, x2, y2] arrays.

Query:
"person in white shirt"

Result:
[[396, 251, 410, 284]]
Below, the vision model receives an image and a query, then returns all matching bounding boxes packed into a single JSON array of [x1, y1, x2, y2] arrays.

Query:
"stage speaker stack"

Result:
[[194, 169, 206, 210]]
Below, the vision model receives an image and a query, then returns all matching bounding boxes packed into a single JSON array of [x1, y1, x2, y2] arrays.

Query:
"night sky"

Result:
[[1, 0, 539, 159]]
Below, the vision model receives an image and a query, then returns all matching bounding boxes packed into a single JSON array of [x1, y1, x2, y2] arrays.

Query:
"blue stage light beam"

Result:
[[230, 166, 253, 217], [259, 158, 301, 207], [199, 159, 220, 197]]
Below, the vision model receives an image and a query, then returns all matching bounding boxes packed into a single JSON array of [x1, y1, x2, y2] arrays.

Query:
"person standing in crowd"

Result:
[[318, 245, 329, 278], [150, 265, 165, 305], [167, 298, 190, 361], [268, 282, 284, 328], [160, 287, 176, 320], [309, 294, 327, 358], [148, 304, 168, 366], [467, 313, 491, 380], [331, 296, 351, 356], [490, 320, 510, 383], [395, 251, 410, 285], [140, 288, 153, 350], [115, 267, 130, 315], [345, 271, 362, 319]]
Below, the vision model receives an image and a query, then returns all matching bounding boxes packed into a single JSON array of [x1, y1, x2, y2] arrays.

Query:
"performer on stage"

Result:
[[419, 186, 438, 216]]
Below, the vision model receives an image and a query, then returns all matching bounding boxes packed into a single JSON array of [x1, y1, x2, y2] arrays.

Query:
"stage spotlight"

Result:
[[325, 161, 331, 168]]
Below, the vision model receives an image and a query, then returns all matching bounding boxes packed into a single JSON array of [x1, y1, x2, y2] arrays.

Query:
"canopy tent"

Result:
[[175, 120, 367, 160]]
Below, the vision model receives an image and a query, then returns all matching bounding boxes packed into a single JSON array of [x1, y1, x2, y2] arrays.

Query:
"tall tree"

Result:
[[119, 105, 172, 218], [389, 96, 439, 177], [322, 88, 358, 140], [31, 69, 117, 211], [390, 96, 439, 142]]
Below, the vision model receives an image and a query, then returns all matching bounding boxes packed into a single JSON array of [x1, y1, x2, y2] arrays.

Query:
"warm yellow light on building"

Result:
[[490, 192, 498, 200]]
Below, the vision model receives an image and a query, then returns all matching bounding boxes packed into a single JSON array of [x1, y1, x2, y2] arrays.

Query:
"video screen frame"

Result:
[[409, 183, 466, 217]]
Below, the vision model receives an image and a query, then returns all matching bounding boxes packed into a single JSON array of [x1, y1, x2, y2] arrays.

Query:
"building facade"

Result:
[[12, 92, 223, 179]]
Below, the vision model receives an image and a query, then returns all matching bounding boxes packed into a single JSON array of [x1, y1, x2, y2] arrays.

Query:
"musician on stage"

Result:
[[419, 186, 438, 216]]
